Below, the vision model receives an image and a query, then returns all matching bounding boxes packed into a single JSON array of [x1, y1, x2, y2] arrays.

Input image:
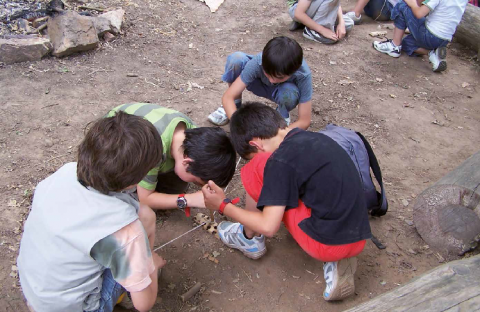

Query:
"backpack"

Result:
[[319, 124, 388, 217]]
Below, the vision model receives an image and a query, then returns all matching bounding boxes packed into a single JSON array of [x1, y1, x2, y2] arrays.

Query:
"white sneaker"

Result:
[[373, 39, 401, 58], [218, 221, 267, 260], [345, 11, 361, 24], [428, 47, 447, 72], [323, 257, 357, 301], [207, 107, 229, 126], [284, 117, 290, 126]]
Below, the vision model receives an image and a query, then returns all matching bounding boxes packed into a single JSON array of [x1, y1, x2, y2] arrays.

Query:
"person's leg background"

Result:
[[364, 0, 392, 21], [391, 1, 447, 56]]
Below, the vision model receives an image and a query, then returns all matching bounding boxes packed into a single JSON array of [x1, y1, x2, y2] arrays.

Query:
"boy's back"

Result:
[[424, 0, 468, 41], [257, 128, 372, 245], [18, 162, 139, 312]]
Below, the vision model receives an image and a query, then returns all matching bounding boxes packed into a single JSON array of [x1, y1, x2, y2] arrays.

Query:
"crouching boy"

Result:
[[18, 112, 166, 312], [202, 103, 371, 301]]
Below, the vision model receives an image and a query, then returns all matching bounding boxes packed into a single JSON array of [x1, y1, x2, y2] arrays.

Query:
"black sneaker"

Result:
[[289, 21, 304, 31], [303, 27, 323, 43]]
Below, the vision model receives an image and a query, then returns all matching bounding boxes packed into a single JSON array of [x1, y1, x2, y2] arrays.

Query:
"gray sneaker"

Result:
[[323, 257, 357, 301], [345, 11, 361, 24], [218, 221, 267, 260], [428, 47, 447, 72], [207, 107, 229, 126]]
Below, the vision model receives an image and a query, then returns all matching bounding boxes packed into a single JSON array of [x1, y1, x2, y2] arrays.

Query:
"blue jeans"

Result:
[[391, 1, 448, 55], [221, 52, 300, 118], [87, 269, 125, 312], [364, 0, 394, 21]]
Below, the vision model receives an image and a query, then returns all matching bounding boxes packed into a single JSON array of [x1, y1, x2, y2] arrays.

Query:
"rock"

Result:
[[47, 11, 99, 57], [17, 18, 33, 33], [103, 32, 115, 42], [402, 199, 409, 207], [405, 219, 414, 226], [92, 9, 125, 36], [0, 36, 52, 64]]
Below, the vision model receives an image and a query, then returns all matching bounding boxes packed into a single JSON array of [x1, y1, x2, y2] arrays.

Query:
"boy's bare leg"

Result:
[[353, 0, 370, 17], [393, 27, 405, 46], [138, 203, 156, 250], [414, 47, 429, 55], [243, 193, 261, 239]]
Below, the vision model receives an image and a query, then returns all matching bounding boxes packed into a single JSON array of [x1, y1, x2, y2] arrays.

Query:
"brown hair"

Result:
[[77, 111, 163, 194]]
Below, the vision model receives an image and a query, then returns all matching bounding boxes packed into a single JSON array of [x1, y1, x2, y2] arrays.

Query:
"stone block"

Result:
[[47, 11, 99, 57], [0, 35, 52, 64], [97, 9, 125, 35]]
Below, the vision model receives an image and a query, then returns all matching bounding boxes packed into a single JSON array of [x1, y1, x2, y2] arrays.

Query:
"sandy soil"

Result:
[[0, 0, 479, 311]]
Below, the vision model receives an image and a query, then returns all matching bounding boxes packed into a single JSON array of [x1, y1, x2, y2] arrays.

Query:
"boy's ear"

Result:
[[182, 157, 194, 166], [249, 139, 265, 152]]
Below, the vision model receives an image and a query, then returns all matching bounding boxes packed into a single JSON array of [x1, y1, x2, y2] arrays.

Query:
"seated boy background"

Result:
[[202, 102, 372, 301], [288, 0, 354, 44], [207, 36, 313, 130], [344, 0, 400, 24], [108, 103, 237, 212], [373, 0, 468, 72], [18, 112, 167, 312]]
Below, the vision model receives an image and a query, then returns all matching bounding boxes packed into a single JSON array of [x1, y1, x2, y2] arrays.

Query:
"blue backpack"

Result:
[[319, 124, 388, 217]]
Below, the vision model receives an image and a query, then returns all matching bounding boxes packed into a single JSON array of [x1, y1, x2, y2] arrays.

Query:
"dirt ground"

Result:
[[1, 0, 479, 311]]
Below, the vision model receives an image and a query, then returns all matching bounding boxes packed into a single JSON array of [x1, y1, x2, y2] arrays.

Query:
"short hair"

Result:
[[262, 36, 303, 78], [183, 127, 236, 187], [230, 102, 287, 159], [77, 111, 163, 194]]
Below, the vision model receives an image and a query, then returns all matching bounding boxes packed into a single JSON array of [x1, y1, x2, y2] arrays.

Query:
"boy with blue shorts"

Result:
[[345, 0, 400, 23], [373, 0, 468, 72], [207, 36, 313, 130]]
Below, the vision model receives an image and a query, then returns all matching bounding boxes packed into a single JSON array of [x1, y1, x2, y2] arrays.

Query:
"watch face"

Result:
[[177, 197, 187, 209]]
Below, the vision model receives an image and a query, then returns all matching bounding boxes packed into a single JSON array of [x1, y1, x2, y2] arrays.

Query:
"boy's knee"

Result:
[[275, 84, 300, 111], [227, 52, 249, 68]]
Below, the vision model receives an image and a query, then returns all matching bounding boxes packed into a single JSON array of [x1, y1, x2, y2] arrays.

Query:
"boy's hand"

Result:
[[152, 253, 167, 270], [336, 23, 346, 40], [201, 181, 225, 211], [320, 28, 338, 42]]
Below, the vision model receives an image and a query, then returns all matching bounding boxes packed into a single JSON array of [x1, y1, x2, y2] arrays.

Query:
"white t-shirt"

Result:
[[423, 0, 468, 41], [388, 0, 399, 6]]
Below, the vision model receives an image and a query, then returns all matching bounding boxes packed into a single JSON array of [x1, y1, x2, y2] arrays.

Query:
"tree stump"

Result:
[[455, 4, 480, 55], [413, 150, 480, 257]]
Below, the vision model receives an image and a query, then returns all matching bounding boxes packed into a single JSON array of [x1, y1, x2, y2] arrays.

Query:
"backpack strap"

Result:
[[356, 131, 388, 216]]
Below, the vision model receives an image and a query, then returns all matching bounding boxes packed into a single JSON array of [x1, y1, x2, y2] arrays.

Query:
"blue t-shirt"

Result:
[[240, 52, 313, 104]]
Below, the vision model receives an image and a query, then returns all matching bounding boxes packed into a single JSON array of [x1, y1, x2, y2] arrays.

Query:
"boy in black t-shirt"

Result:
[[201, 102, 371, 301]]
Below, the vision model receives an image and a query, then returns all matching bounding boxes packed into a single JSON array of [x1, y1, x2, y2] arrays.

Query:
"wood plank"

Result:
[[344, 255, 480, 312], [435, 149, 480, 194], [455, 4, 480, 54]]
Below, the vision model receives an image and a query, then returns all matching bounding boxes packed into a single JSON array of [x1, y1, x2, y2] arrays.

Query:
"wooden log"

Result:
[[344, 255, 480, 312], [413, 150, 480, 257], [180, 282, 202, 302], [455, 4, 480, 54]]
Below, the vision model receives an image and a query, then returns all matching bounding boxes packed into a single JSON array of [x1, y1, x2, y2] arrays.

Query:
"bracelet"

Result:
[[218, 197, 240, 215]]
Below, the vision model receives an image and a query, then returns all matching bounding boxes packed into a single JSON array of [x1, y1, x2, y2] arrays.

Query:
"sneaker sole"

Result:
[[324, 257, 357, 301], [372, 42, 401, 58], [433, 60, 447, 72], [219, 233, 267, 260], [207, 116, 229, 126]]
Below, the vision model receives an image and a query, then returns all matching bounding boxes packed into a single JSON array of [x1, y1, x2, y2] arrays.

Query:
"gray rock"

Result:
[[92, 9, 125, 36], [47, 11, 99, 57], [0, 36, 52, 64]]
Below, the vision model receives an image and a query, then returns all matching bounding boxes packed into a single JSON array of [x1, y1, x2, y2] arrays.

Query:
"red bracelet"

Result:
[[218, 197, 240, 215]]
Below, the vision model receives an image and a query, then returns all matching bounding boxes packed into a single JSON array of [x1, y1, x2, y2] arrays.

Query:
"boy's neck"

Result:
[[262, 127, 291, 152], [170, 122, 186, 161]]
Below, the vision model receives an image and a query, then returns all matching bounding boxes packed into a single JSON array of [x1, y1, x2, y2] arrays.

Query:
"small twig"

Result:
[[243, 270, 253, 282], [41, 103, 59, 109], [36, 23, 48, 33], [89, 69, 114, 76], [144, 78, 158, 87], [78, 5, 106, 12], [47, 152, 72, 162]]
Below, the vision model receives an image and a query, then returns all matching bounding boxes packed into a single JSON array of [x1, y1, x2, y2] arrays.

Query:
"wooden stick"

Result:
[[78, 5, 106, 12], [180, 282, 202, 302]]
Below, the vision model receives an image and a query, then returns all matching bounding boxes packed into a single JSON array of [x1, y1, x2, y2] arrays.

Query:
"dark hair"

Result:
[[77, 111, 163, 194], [230, 102, 287, 159], [182, 127, 236, 187], [262, 36, 303, 78]]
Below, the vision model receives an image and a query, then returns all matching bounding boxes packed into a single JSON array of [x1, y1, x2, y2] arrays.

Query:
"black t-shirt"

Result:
[[257, 129, 372, 245]]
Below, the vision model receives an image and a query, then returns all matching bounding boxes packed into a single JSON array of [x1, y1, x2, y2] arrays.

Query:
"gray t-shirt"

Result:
[[240, 52, 313, 104]]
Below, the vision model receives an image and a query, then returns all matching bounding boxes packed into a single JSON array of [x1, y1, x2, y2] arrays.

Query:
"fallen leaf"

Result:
[[462, 82, 470, 88], [375, 77, 383, 82], [389, 94, 397, 98], [212, 251, 220, 257]]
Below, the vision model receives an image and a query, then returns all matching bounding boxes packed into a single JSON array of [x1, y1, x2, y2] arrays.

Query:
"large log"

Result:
[[455, 4, 480, 54], [344, 255, 480, 312], [413, 150, 480, 257]]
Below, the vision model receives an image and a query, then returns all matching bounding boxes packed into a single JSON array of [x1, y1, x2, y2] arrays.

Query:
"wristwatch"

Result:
[[177, 194, 190, 217], [219, 197, 240, 215]]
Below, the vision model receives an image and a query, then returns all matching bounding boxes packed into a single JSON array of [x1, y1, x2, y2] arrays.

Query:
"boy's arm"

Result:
[[222, 76, 247, 119], [202, 181, 285, 237], [294, 0, 338, 41], [137, 186, 205, 209], [336, 6, 346, 40], [130, 253, 165, 312], [289, 101, 312, 130], [404, 0, 431, 18]]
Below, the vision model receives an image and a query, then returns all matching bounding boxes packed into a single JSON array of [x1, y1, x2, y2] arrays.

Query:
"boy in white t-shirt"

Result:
[[372, 0, 468, 72]]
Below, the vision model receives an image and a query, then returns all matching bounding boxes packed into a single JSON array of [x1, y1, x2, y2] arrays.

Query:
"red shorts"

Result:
[[241, 153, 366, 262]]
